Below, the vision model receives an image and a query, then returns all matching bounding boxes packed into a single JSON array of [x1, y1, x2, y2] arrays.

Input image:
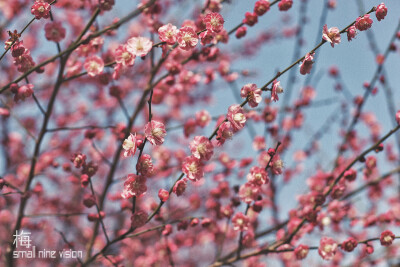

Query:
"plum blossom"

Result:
[[318, 237, 337, 260], [114, 45, 136, 66], [300, 52, 315, 75], [232, 212, 250, 231], [84, 56, 104, 77], [177, 26, 198, 50], [182, 156, 204, 181], [203, 12, 224, 33], [375, 3, 387, 21], [238, 182, 260, 204], [294, 245, 309, 260], [122, 133, 137, 157], [195, 110, 211, 127], [355, 14, 373, 31], [236, 26, 247, 39], [243, 12, 258, 26], [380, 230, 395, 246], [396, 110, 400, 125], [189, 136, 214, 161], [271, 80, 283, 102], [216, 121, 234, 146], [247, 166, 269, 186], [121, 174, 147, 199], [11, 83, 34, 102], [278, 0, 293, 11], [254, 0, 270, 16], [127, 36, 153, 57], [158, 23, 179, 45], [31, 0, 51, 19], [145, 120, 166, 145], [173, 179, 187, 196], [44, 21, 66, 42], [136, 154, 154, 176], [131, 210, 147, 228], [322, 24, 341, 47], [158, 189, 169, 202], [240, 83, 262, 108], [347, 26, 357, 41], [341, 237, 358, 252], [227, 104, 246, 132]]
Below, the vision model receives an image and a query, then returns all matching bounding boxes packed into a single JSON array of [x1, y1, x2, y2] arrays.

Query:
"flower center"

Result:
[[38, 6, 45, 13]]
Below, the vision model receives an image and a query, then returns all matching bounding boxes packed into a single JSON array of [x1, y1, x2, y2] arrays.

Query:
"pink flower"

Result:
[[11, 83, 34, 102], [195, 110, 211, 127], [71, 153, 86, 168], [121, 174, 147, 199], [11, 41, 26, 58], [232, 212, 250, 231], [189, 136, 214, 161], [375, 3, 387, 21], [322, 24, 341, 47], [158, 23, 179, 45], [216, 121, 234, 146], [271, 80, 283, 102], [136, 154, 154, 177], [122, 133, 137, 157], [247, 166, 269, 186], [278, 0, 293, 11], [380, 230, 395, 246], [173, 179, 187, 196], [238, 182, 260, 204], [99, 0, 115, 11], [158, 189, 169, 202], [240, 83, 262, 108], [144, 120, 166, 146], [271, 155, 284, 175], [199, 30, 215, 46], [84, 56, 104, 77], [254, 0, 270, 16], [299, 52, 315, 75], [131, 210, 147, 228], [355, 14, 373, 31], [294, 245, 309, 260], [13, 51, 35, 73], [318, 237, 338, 260], [203, 12, 225, 33], [31, 0, 51, 19], [182, 156, 204, 181], [177, 26, 198, 51], [44, 21, 66, 42], [126, 36, 153, 57], [114, 45, 136, 66], [0, 108, 10, 117], [344, 169, 357, 182], [341, 237, 358, 252], [243, 12, 258, 26], [236, 26, 247, 39], [396, 110, 400, 125], [347, 26, 357, 41], [227, 104, 246, 132]]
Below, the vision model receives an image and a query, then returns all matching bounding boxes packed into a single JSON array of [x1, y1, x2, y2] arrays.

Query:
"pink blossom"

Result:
[[238, 182, 260, 204], [144, 120, 166, 146], [318, 237, 338, 260], [11, 83, 34, 102], [189, 136, 214, 161], [11, 41, 26, 58], [182, 156, 204, 181], [396, 110, 400, 125], [122, 133, 137, 157], [136, 154, 154, 177], [216, 121, 234, 146], [355, 14, 373, 31], [375, 3, 387, 21], [114, 45, 136, 66], [300, 52, 315, 75], [121, 174, 147, 199], [99, 0, 115, 11], [84, 56, 104, 77], [247, 166, 269, 186], [240, 83, 262, 108], [232, 212, 250, 231], [294, 245, 309, 260], [31, 0, 51, 19], [347, 26, 357, 41], [203, 12, 224, 33], [44, 21, 66, 42], [126, 36, 153, 57], [278, 0, 293, 11], [271, 80, 284, 102], [177, 26, 198, 51], [254, 0, 270, 16], [199, 30, 215, 46], [341, 237, 358, 252], [131, 210, 147, 228], [227, 104, 246, 132], [195, 110, 211, 127], [243, 12, 258, 26], [71, 153, 86, 168], [0, 108, 10, 117], [271, 155, 284, 175], [380, 230, 395, 246], [158, 189, 169, 202], [158, 23, 179, 45], [236, 26, 247, 39], [322, 24, 341, 47], [14, 51, 35, 73], [173, 179, 187, 196], [344, 169, 357, 182]]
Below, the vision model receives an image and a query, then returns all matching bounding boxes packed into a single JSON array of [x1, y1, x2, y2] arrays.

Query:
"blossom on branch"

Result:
[[322, 24, 341, 47]]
